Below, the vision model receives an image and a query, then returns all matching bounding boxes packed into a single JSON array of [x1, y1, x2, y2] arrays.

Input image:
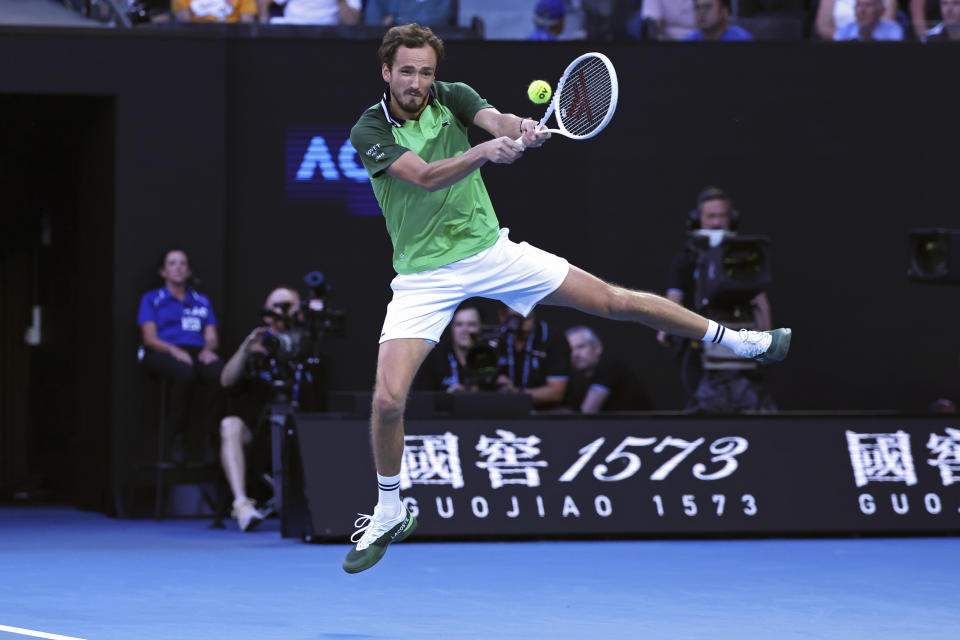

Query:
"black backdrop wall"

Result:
[[1, 29, 957, 507]]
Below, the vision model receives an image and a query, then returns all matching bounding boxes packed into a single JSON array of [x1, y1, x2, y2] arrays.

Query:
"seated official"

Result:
[[564, 326, 651, 413], [414, 301, 486, 392], [138, 248, 223, 462], [218, 286, 325, 531], [495, 306, 569, 409]]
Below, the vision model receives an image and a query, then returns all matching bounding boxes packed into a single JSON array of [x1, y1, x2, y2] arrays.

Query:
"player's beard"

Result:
[[392, 87, 429, 118]]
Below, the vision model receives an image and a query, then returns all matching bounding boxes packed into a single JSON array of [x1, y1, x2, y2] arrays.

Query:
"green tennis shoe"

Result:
[[342, 504, 417, 574], [735, 328, 792, 364]]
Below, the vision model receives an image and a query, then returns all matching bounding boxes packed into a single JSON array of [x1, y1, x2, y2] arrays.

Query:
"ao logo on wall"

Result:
[[285, 126, 380, 216]]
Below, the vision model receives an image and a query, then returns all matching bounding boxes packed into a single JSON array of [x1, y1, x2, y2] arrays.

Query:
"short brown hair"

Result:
[[378, 23, 445, 70]]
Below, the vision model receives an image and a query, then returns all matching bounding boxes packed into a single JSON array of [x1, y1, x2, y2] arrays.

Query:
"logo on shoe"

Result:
[[390, 515, 411, 541]]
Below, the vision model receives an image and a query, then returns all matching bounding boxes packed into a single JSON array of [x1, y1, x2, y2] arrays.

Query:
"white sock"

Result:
[[702, 319, 743, 352], [377, 472, 402, 518]]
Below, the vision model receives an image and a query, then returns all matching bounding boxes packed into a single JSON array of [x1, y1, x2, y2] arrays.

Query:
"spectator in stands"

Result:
[[630, 0, 696, 40], [218, 286, 304, 531], [815, 0, 897, 39], [415, 300, 485, 392], [495, 306, 570, 409], [363, 0, 455, 27], [924, 0, 960, 39], [172, 0, 256, 22], [910, 0, 936, 38], [656, 187, 777, 413], [685, 0, 754, 40], [834, 0, 904, 39], [265, 0, 361, 24], [528, 0, 566, 40], [138, 249, 223, 462], [584, 0, 642, 40], [564, 326, 650, 413]]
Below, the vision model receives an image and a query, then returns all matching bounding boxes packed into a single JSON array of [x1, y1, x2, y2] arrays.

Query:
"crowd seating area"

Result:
[[7, 0, 956, 43]]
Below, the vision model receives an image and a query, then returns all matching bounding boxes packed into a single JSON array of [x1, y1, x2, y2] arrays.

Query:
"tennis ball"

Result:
[[527, 80, 552, 105]]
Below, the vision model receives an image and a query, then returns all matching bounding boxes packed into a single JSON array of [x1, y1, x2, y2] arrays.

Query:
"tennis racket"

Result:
[[517, 52, 619, 146]]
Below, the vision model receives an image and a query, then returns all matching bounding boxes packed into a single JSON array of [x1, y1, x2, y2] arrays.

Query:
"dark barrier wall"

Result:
[[1, 31, 958, 505], [0, 30, 227, 503]]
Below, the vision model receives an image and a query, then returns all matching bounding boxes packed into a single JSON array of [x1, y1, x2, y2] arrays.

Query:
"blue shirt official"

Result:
[[138, 286, 217, 348]]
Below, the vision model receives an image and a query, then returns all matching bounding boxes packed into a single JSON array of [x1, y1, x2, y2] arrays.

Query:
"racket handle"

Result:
[[515, 123, 546, 150]]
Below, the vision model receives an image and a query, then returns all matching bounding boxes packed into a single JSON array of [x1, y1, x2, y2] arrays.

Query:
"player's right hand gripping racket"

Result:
[[517, 52, 619, 146]]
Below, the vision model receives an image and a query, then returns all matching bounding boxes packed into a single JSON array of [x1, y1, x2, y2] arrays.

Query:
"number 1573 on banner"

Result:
[[558, 436, 748, 483]]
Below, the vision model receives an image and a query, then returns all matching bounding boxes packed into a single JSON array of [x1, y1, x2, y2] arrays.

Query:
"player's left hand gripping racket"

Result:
[[517, 52, 619, 146]]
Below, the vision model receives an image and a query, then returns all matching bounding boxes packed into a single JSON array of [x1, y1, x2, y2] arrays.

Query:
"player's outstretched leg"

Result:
[[542, 266, 792, 364], [342, 338, 432, 574]]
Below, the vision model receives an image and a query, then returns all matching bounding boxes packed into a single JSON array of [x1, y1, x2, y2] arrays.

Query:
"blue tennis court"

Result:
[[1, 507, 957, 640]]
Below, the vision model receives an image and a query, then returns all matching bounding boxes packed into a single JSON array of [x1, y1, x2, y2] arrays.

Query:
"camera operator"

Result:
[[415, 300, 487, 392], [218, 286, 318, 531], [656, 187, 777, 413], [495, 305, 570, 408]]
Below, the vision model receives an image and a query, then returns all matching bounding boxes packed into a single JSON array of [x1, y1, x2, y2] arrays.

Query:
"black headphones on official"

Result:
[[685, 186, 741, 231]]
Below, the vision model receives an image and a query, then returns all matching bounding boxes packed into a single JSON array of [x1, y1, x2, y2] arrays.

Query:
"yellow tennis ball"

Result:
[[527, 80, 552, 105]]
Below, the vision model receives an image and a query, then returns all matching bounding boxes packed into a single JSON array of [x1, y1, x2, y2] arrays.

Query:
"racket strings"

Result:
[[556, 58, 613, 137]]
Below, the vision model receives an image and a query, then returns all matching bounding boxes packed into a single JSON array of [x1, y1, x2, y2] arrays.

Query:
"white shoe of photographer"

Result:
[[232, 498, 263, 532]]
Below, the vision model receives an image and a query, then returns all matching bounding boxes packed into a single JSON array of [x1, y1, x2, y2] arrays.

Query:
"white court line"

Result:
[[0, 625, 87, 640]]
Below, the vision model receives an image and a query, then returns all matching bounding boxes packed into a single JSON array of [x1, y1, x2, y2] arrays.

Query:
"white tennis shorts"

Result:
[[379, 228, 570, 343]]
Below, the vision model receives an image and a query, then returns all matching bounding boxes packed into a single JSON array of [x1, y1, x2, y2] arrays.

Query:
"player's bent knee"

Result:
[[371, 388, 406, 422], [220, 416, 245, 440]]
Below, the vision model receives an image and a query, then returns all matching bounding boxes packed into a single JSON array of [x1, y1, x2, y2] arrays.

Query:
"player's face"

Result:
[[159, 250, 191, 286], [855, 0, 883, 24], [450, 308, 481, 350], [568, 332, 602, 371], [382, 45, 437, 119], [264, 288, 301, 330], [699, 199, 732, 230], [941, 0, 960, 24]]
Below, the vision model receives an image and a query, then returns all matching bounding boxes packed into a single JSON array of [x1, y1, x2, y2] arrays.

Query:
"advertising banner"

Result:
[[293, 415, 960, 540]]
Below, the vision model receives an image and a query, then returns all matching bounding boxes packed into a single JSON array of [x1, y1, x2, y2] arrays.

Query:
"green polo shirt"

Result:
[[350, 81, 501, 274]]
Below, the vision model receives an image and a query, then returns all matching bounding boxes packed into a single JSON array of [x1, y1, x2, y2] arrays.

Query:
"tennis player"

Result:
[[343, 23, 791, 573]]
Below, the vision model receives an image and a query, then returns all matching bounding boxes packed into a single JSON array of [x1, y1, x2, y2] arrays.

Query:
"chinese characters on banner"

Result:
[[846, 428, 960, 488]]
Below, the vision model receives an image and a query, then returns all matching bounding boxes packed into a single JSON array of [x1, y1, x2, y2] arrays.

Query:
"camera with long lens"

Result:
[[460, 312, 527, 391], [462, 325, 505, 391], [247, 271, 346, 405]]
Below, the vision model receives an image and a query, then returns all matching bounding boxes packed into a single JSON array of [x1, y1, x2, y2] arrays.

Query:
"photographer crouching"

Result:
[[218, 282, 333, 531], [415, 300, 490, 392]]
